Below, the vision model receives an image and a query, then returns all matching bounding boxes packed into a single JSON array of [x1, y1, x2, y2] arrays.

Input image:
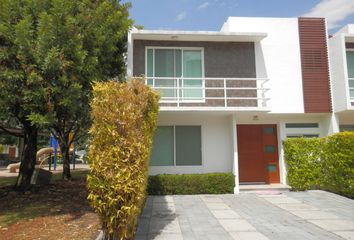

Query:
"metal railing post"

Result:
[[177, 78, 180, 107], [223, 78, 227, 107]]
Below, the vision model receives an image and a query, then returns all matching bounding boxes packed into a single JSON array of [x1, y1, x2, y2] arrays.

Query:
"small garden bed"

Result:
[[0, 171, 100, 240]]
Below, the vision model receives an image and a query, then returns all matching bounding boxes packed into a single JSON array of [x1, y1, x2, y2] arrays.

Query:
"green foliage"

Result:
[[0, 0, 133, 180], [284, 132, 354, 198], [322, 132, 354, 197], [148, 173, 235, 195], [283, 138, 324, 191], [87, 79, 159, 240]]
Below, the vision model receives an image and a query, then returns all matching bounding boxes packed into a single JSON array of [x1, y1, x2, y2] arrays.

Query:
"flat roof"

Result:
[[131, 30, 267, 42]]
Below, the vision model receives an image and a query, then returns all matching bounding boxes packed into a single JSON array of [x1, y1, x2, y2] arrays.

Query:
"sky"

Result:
[[125, 0, 354, 34]]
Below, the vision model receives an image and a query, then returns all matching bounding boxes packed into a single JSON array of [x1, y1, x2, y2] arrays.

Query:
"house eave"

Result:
[[131, 30, 267, 42]]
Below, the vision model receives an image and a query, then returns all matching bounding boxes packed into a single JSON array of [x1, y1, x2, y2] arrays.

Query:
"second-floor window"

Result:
[[346, 50, 354, 99], [146, 47, 204, 102]]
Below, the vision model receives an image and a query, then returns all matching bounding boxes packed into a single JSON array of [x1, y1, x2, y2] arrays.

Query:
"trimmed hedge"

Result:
[[147, 173, 235, 195], [283, 138, 323, 191], [284, 132, 354, 198], [322, 133, 354, 197]]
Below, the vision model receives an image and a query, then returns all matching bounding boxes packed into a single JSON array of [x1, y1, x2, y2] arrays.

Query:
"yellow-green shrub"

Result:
[[87, 79, 159, 240], [283, 138, 323, 191], [284, 132, 354, 198], [322, 132, 354, 197]]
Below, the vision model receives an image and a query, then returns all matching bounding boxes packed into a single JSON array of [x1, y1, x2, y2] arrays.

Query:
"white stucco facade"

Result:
[[221, 17, 305, 114], [149, 113, 234, 175]]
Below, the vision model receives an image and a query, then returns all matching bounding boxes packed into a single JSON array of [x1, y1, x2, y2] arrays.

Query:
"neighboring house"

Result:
[[127, 17, 353, 193], [328, 24, 354, 132]]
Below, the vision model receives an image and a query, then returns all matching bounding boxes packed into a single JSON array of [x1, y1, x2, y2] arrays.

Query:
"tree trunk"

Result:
[[59, 137, 71, 180], [15, 122, 38, 191]]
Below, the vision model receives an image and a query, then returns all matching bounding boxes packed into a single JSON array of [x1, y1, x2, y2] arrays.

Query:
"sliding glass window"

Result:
[[346, 50, 354, 98], [150, 126, 202, 166], [150, 126, 174, 166], [146, 48, 203, 101]]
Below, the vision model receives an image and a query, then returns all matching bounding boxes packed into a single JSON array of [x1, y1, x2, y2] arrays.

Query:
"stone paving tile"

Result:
[[219, 219, 256, 231], [200, 195, 225, 203], [276, 203, 319, 211], [290, 210, 340, 220], [309, 219, 354, 231], [333, 231, 354, 240], [229, 231, 270, 240], [153, 195, 174, 203], [204, 202, 231, 210], [148, 218, 181, 233], [263, 197, 302, 204], [148, 232, 184, 240], [210, 209, 241, 219], [285, 190, 354, 221]]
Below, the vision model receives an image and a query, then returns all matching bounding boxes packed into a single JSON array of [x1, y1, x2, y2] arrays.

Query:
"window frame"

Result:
[[286, 134, 319, 138], [145, 46, 206, 103]]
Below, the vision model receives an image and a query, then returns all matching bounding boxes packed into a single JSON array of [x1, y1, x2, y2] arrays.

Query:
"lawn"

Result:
[[0, 170, 100, 240]]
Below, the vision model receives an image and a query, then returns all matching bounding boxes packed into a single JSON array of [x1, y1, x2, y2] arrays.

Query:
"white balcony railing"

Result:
[[145, 77, 270, 108]]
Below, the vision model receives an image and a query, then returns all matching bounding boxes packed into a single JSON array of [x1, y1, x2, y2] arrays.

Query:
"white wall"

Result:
[[221, 17, 305, 114], [127, 30, 133, 78], [336, 24, 354, 34], [329, 34, 350, 112], [149, 113, 233, 175]]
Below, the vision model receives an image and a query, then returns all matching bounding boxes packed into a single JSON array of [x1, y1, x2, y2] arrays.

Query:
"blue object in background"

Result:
[[50, 136, 58, 170]]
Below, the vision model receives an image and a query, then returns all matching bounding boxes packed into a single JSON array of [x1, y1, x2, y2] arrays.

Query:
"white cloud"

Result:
[[198, 2, 210, 9], [303, 0, 354, 29], [176, 11, 186, 21]]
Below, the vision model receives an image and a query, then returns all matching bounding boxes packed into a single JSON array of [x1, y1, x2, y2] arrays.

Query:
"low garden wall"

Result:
[[284, 132, 354, 198]]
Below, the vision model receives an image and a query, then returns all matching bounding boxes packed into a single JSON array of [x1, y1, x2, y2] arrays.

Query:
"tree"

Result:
[[0, 0, 48, 190], [1, 0, 133, 182], [39, 0, 132, 180]]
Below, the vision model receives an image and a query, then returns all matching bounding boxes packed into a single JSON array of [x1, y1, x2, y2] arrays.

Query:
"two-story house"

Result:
[[127, 17, 349, 193], [329, 24, 354, 132]]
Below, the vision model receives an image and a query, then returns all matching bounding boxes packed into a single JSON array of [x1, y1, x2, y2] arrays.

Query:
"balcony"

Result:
[[145, 77, 270, 111]]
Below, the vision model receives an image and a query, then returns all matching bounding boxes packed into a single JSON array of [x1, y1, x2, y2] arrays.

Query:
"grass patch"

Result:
[[0, 204, 49, 226]]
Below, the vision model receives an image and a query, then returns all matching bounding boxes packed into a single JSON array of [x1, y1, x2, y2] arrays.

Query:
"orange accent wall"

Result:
[[298, 17, 332, 113]]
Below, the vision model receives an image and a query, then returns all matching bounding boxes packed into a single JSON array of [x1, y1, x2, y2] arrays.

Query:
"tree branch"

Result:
[[0, 125, 24, 138]]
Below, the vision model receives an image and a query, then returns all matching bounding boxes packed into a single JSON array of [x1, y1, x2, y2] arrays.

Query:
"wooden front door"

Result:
[[237, 124, 280, 184]]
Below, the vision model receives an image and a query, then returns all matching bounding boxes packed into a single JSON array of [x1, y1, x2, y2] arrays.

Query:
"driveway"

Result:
[[136, 190, 354, 240]]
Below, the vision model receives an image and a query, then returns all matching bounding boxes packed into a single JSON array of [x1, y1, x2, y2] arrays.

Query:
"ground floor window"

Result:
[[286, 134, 319, 138], [150, 126, 202, 166], [340, 124, 354, 132], [285, 122, 320, 138]]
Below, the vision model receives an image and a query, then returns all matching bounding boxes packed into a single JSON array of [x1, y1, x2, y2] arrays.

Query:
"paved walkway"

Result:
[[136, 190, 354, 240]]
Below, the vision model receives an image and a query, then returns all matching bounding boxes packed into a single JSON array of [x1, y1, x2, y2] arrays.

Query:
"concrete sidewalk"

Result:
[[136, 190, 354, 240]]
